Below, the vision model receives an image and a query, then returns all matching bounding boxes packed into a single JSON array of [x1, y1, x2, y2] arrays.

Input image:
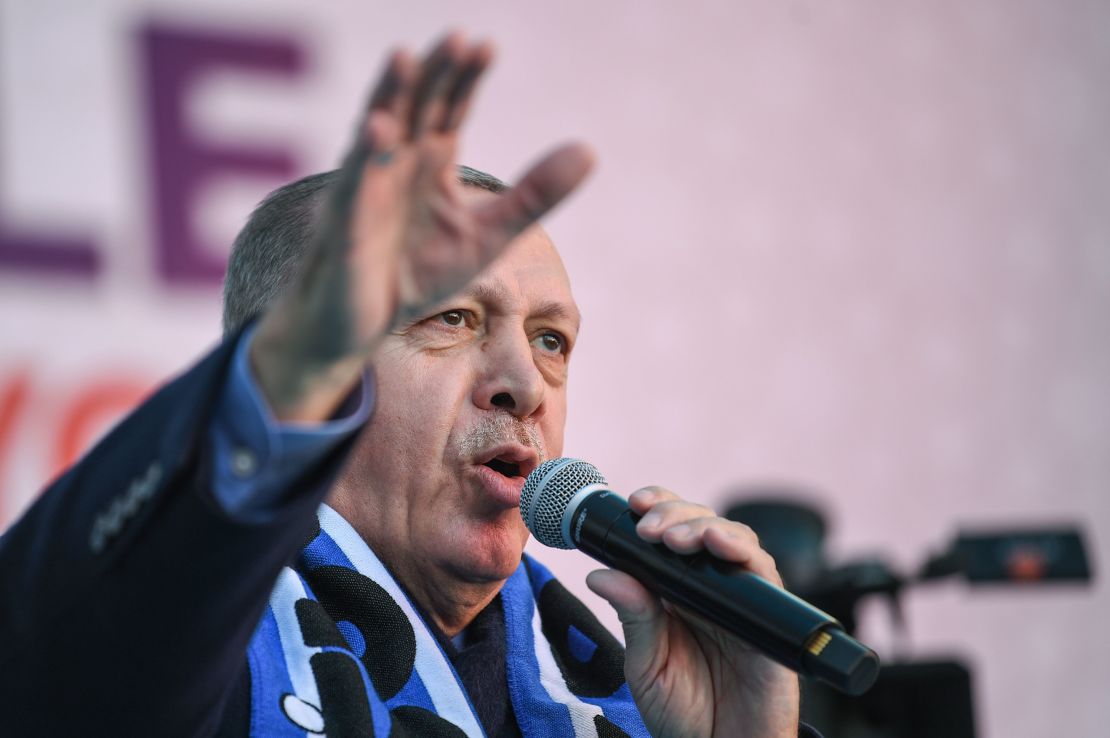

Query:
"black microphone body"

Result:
[[521, 458, 879, 696]]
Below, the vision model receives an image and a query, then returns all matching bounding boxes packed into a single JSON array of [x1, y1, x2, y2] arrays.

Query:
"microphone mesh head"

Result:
[[520, 458, 607, 549]]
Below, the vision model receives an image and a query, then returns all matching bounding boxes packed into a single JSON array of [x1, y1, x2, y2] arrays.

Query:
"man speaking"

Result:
[[0, 33, 809, 737]]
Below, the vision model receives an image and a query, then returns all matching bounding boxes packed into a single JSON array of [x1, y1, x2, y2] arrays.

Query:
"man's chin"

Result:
[[444, 522, 530, 584], [448, 559, 521, 586]]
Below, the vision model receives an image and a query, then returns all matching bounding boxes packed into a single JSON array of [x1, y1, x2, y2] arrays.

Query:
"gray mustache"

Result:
[[458, 413, 546, 462]]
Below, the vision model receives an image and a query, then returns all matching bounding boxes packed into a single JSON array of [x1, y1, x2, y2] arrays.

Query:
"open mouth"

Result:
[[475, 444, 539, 483], [483, 458, 523, 478], [472, 445, 538, 505]]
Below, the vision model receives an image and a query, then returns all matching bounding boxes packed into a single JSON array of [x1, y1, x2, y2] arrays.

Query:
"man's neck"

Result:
[[327, 491, 509, 638], [387, 555, 504, 638]]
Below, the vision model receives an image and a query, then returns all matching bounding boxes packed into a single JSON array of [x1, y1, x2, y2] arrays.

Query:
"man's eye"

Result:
[[532, 332, 564, 354], [437, 310, 467, 327]]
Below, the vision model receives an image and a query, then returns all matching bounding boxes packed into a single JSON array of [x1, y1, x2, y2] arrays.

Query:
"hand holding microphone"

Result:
[[520, 458, 878, 736]]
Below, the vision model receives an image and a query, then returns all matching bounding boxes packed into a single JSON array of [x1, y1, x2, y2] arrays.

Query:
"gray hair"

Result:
[[221, 165, 508, 336]]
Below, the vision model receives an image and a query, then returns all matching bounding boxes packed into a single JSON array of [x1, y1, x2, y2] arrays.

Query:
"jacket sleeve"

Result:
[[0, 334, 358, 736]]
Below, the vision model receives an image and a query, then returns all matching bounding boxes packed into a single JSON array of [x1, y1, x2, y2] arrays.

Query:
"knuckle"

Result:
[[727, 521, 759, 541], [651, 500, 692, 518], [633, 485, 675, 500], [686, 514, 721, 530]]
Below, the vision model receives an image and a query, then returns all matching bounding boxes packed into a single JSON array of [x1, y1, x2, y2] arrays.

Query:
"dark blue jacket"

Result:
[[0, 338, 354, 736]]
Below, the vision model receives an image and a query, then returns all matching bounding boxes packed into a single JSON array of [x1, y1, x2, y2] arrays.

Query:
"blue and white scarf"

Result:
[[246, 504, 649, 737]]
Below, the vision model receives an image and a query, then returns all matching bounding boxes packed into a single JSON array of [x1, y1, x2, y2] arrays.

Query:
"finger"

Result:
[[364, 49, 415, 117], [376, 51, 419, 135], [703, 525, 783, 585], [475, 142, 594, 246], [407, 32, 467, 139], [319, 46, 415, 248], [315, 110, 402, 254], [627, 486, 678, 514], [440, 41, 493, 132], [585, 569, 668, 682], [658, 516, 763, 560], [341, 50, 416, 172], [635, 500, 720, 542]]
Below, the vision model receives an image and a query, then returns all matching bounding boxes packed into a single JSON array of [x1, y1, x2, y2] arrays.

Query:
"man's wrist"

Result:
[[250, 312, 367, 423], [209, 324, 374, 520]]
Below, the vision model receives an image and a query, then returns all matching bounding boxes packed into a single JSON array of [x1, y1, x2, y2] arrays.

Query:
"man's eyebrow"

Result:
[[464, 282, 581, 331], [464, 281, 512, 306], [532, 301, 582, 332]]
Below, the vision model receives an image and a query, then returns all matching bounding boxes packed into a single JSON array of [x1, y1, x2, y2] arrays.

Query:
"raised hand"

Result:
[[251, 32, 593, 421], [587, 488, 801, 738]]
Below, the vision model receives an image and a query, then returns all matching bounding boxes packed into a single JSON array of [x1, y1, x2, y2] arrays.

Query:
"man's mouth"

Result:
[[469, 443, 541, 506], [483, 458, 523, 478], [474, 444, 540, 483]]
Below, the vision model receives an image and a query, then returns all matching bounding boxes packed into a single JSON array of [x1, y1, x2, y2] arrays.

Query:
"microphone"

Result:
[[520, 458, 880, 696]]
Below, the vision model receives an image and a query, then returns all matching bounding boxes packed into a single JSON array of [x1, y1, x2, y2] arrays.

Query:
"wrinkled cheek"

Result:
[[543, 418, 567, 459], [361, 393, 449, 467]]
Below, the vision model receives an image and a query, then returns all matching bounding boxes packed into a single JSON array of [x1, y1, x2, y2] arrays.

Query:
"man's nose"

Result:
[[472, 330, 545, 417]]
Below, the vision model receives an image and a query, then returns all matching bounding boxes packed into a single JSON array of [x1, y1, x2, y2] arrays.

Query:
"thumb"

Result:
[[476, 142, 595, 244], [586, 569, 669, 682]]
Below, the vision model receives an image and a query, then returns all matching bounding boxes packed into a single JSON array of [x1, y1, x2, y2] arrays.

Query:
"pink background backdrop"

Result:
[[2, 1, 1107, 735]]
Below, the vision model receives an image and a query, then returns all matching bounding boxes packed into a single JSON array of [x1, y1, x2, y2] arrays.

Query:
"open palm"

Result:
[[254, 33, 591, 420], [301, 34, 592, 358]]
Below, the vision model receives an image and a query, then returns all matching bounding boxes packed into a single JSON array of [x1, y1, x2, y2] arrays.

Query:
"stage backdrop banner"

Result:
[[2, 3, 1108, 737]]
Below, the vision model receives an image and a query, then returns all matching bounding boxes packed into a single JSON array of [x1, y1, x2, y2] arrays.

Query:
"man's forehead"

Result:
[[463, 230, 580, 329], [463, 278, 581, 329]]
